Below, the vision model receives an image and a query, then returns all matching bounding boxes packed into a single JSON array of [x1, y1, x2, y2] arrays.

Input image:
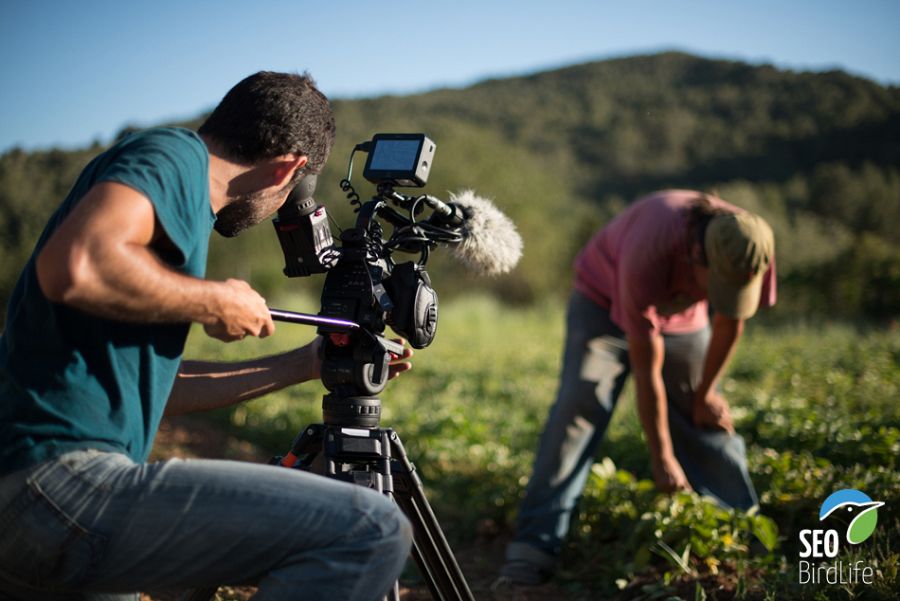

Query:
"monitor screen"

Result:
[[368, 139, 421, 171]]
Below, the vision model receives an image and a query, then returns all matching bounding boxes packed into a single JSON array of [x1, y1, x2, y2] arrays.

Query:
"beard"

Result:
[[214, 186, 286, 237]]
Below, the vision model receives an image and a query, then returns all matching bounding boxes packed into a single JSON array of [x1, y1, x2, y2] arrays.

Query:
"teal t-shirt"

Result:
[[0, 127, 215, 474]]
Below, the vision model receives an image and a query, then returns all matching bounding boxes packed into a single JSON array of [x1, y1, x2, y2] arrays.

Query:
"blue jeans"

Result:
[[508, 291, 757, 566], [0, 449, 412, 600]]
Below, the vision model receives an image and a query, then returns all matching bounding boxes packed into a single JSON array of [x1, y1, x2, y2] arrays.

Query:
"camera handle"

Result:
[[269, 307, 359, 331], [269, 308, 405, 358]]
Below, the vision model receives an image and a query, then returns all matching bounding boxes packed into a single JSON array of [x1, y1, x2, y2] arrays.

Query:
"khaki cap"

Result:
[[705, 212, 775, 319]]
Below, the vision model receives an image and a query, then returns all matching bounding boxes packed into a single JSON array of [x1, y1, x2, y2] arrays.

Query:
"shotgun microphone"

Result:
[[428, 189, 523, 276]]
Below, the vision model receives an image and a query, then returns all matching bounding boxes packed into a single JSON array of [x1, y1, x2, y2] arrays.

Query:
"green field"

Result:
[[184, 294, 899, 600]]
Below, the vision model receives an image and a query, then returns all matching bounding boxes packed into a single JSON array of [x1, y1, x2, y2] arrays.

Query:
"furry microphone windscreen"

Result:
[[446, 190, 523, 275]]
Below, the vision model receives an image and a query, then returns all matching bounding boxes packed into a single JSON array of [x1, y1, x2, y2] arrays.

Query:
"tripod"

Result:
[[182, 310, 475, 601]]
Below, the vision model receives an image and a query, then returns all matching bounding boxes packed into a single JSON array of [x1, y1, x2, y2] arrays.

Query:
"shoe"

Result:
[[496, 558, 553, 586], [490, 567, 551, 596], [498, 541, 557, 587]]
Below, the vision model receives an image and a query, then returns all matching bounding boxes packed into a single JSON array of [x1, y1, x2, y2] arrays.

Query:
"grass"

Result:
[[182, 294, 899, 600]]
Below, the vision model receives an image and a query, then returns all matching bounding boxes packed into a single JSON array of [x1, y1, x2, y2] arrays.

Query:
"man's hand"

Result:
[[303, 336, 413, 382], [387, 338, 413, 379], [202, 279, 275, 342], [651, 453, 693, 493], [692, 391, 735, 433]]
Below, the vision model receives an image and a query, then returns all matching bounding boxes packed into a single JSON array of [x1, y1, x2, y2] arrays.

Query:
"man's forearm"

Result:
[[166, 343, 320, 415], [634, 368, 673, 459], [628, 331, 692, 492], [46, 241, 225, 325], [695, 314, 744, 402]]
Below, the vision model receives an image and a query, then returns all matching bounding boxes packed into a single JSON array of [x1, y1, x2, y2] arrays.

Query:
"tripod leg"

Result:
[[273, 423, 326, 469], [388, 432, 475, 601]]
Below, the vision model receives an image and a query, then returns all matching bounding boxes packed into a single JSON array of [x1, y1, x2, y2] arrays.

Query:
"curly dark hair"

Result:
[[198, 71, 336, 174]]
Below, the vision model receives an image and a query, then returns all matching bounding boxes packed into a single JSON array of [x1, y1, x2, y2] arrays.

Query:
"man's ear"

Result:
[[271, 155, 309, 188]]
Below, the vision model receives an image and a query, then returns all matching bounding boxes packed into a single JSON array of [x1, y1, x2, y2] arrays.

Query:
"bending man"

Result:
[[501, 189, 775, 585]]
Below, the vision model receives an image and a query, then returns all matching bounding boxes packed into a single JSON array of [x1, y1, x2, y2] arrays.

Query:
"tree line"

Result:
[[2, 52, 898, 327]]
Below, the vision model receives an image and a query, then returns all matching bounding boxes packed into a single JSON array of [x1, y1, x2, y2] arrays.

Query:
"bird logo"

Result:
[[819, 489, 884, 545]]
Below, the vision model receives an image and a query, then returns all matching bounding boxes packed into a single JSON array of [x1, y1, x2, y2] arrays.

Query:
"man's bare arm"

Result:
[[166, 343, 320, 415], [166, 337, 414, 415], [628, 331, 692, 492], [35, 181, 273, 340]]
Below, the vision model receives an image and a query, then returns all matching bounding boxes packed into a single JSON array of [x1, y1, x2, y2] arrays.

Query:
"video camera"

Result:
[[271, 134, 462, 427]]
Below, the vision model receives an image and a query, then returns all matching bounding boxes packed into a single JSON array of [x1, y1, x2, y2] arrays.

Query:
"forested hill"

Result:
[[2, 52, 898, 324]]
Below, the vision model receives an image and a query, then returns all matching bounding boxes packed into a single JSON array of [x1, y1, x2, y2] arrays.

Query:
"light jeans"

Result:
[[0, 449, 412, 600], [507, 291, 757, 567]]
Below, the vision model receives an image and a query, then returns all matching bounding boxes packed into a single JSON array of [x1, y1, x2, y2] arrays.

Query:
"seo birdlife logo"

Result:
[[798, 489, 884, 585]]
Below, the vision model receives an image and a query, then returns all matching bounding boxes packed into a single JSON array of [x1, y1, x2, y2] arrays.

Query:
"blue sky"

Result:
[[1, 0, 898, 152]]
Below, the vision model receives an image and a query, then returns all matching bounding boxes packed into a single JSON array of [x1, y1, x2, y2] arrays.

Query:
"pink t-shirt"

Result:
[[574, 190, 776, 336]]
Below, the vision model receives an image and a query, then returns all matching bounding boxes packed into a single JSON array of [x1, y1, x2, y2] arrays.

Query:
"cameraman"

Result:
[[500, 190, 775, 585], [0, 72, 412, 601]]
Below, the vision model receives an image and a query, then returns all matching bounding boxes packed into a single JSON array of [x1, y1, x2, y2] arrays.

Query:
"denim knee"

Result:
[[371, 494, 414, 561], [339, 487, 411, 560], [255, 487, 413, 600]]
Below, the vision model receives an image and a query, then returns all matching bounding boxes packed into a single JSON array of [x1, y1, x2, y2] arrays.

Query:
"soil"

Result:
[[141, 416, 574, 601]]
